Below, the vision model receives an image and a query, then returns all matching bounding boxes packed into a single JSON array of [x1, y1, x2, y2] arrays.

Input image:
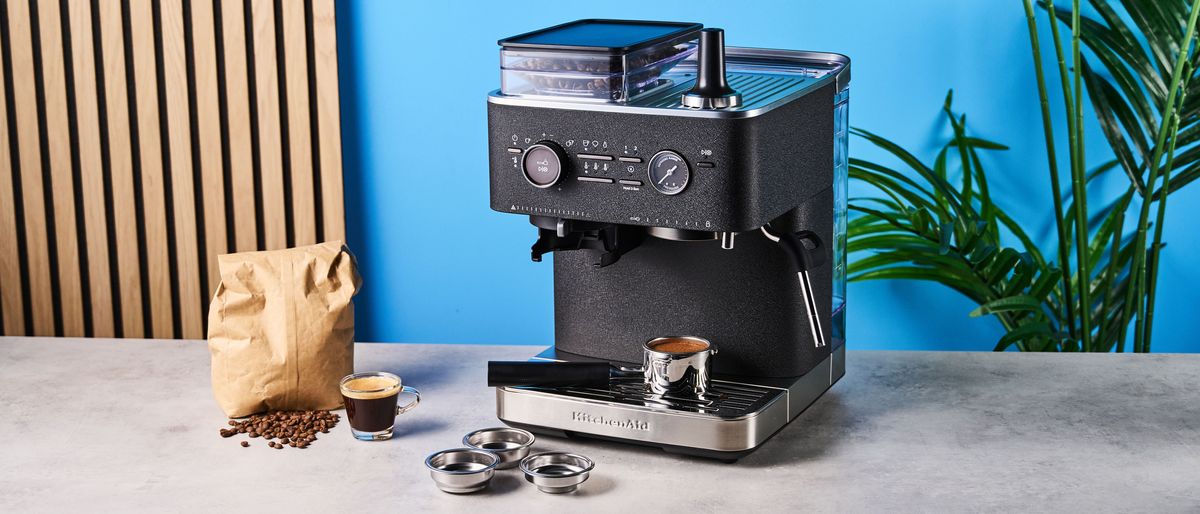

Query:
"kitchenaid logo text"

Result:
[[571, 411, 649, 431]]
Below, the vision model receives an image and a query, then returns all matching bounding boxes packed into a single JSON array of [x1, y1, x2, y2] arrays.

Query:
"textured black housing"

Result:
[[553, 194, 833, 378], [488, 83, 835, 232], [488, 81, 836, 379]]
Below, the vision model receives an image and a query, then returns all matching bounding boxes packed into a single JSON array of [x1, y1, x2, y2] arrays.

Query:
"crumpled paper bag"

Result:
[[207, 241, 361, 418]]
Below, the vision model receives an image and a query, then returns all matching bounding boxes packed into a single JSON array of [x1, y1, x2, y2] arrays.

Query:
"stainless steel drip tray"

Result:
[[495, 345, 844, 458], [514, 377, 782, 418]]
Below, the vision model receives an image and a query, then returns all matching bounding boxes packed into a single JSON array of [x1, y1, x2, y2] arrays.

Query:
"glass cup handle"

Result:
[[395, 386, 420, 415]]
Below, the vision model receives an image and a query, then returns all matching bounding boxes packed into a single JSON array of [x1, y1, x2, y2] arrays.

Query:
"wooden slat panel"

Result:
[[6, 0, 55, 335], [311, 0, 342, 243], [1, 0, 346, 339], [281, 0, 314, 246], [250, 0, 285, 249], [189, 0, 226, 297], [35, 0, 85, 336], [0, 23, 23, 335], [128, 0, 174, 338], [97, 0, 144, 338], [66, 0, 113, 337], [220, 0, 257, 252], [160, 0, 202, 338]]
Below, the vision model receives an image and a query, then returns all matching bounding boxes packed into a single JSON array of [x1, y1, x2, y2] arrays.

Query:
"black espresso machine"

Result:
[[487, 19, 850, 460]]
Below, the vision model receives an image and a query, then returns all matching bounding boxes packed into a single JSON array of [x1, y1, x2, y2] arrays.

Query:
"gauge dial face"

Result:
[[647, 150, 689, 195]]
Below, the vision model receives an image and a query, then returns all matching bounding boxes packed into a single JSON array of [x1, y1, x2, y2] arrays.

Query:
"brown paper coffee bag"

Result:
[[207, 241, 361, 418]]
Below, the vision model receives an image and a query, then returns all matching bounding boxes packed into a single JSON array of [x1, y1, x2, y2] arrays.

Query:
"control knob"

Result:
[[522, 141, 566, 188]]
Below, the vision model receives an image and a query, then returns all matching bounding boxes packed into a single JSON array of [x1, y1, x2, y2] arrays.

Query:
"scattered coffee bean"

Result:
[[219, 410, 340, 451]]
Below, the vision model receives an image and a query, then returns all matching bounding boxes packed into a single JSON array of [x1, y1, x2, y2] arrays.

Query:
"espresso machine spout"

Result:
[[719, 232, 736, 250]]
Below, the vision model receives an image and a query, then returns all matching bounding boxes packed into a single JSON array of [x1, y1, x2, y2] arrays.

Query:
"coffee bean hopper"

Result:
[[487, 19, 850, 460]]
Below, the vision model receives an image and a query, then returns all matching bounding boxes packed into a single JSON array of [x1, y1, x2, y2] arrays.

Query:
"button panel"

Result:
[[502, 134, 710, 194]]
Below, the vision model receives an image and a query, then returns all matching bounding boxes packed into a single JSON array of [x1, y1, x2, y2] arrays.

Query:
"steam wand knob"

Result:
[[682, 28, 742, 109]]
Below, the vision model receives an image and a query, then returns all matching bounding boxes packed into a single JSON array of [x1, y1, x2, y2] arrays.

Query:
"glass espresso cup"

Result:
[[339, 372, 420, 441]]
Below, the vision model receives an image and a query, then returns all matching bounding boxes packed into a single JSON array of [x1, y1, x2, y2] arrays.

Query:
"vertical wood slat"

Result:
[[97, 0, 145, 338], [219, 0, 257, 253], [65, 0, 114, 337], [2, 0, 347, 339], [34, 0, 85, 336], [5, 0, 55, 335], [311, 0, 342, 243], [0, 18, 23, 335], [281, 0, 314, 247], [161, 0, 202, 338], [128, 0, 174, 338], [189, 0, 226, 299], [250, 0, 285, 250]]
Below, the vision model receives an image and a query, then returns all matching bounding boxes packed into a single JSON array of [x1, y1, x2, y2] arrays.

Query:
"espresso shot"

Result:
[[340, 372, 421, 441], [646, 337, 711, 354]]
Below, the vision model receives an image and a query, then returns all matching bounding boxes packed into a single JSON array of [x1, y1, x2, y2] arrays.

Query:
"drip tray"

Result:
[[519, 377, 781, 417], [495, 345, 845, 460]]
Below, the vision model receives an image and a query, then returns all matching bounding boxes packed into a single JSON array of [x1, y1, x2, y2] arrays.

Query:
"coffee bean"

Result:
[[220, 410, 339, 450]]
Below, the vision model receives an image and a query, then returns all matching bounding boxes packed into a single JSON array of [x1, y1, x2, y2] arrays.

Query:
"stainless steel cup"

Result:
[[643, 336, 716, 397], [519, 452, 595, 494], [462, 427, 535, 469], [425, 448, 500, 494]]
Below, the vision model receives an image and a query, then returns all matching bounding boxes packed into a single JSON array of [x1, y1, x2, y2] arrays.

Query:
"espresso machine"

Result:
[[487, 19, 850, 460]]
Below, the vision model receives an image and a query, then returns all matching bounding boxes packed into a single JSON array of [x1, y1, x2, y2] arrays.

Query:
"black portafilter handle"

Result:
[[682, 28, 742, 109], [487, 361, 616, 388]]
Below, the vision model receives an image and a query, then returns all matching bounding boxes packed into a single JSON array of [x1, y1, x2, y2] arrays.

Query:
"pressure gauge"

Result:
[[647, 150, 689, 195]]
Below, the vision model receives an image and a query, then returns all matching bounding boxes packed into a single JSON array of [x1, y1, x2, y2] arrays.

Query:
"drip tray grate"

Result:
[[515, 377, 783, 418]]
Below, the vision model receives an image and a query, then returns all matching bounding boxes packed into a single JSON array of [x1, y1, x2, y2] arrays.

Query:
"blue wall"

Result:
[[336, 0, 1199, 352]]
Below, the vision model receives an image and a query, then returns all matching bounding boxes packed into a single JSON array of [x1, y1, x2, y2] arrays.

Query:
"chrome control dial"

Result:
[[522, 142, 565, 188], [647, 150, 689, 195]]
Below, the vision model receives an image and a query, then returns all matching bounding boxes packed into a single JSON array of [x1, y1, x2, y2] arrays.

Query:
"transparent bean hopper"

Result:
[[500, 19, 701, 103]]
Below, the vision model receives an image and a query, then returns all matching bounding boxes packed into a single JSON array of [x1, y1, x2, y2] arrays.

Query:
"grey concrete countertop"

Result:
[[1, 337, 1198, 512]]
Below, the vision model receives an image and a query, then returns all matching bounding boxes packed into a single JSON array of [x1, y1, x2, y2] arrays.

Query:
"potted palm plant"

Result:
[[848, 0, 1200, 351]]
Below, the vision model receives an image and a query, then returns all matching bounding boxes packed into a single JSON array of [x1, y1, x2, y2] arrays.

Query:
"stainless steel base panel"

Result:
[[496, 345, 845, 460]]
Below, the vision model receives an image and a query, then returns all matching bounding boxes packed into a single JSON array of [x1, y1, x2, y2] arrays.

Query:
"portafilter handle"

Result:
[[487, 361, 639, 388]]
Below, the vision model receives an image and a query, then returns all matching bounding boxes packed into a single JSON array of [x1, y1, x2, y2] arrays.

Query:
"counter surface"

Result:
[[2, 337, 1197, 512]]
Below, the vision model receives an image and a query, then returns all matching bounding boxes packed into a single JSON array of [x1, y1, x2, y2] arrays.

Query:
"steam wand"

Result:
[[761, 226, 828, 349]]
